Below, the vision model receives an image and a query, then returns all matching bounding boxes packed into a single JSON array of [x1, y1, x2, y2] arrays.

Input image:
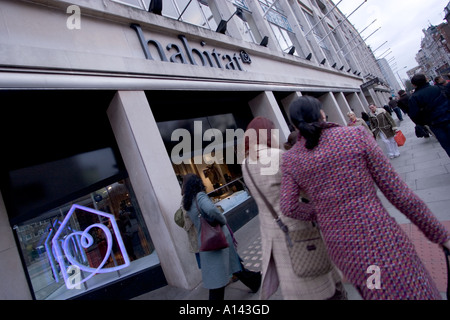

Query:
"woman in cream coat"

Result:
[[241, 117, 345, 300]]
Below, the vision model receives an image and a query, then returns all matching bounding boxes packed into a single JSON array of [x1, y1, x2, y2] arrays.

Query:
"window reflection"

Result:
[[162, 0, 215, 30]]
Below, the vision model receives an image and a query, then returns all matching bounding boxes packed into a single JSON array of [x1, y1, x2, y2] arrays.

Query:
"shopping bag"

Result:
[[394, 130, 406, 147]]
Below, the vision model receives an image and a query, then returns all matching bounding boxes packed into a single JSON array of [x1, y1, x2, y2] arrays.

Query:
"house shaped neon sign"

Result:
[[52, 204, 131, 289]]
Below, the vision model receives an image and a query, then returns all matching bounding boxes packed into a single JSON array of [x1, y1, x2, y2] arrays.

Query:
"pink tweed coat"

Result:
[[242, 146, 342, 300], [280, 125, 450, 300]]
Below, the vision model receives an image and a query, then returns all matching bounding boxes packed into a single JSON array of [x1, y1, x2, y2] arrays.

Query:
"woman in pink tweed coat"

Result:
[[280, 96, 450, 300]]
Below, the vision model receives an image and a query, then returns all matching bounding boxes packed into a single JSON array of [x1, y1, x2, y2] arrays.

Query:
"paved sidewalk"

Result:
[[377, 114, 449, 297], [135, 114, 449, 301]]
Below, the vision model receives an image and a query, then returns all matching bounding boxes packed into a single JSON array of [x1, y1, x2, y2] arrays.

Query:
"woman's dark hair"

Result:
[[289, 96, 325, 150], [182, 174, 206, 211]]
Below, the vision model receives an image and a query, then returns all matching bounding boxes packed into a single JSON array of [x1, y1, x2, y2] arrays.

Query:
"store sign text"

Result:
[[131, 24, 251, 72]]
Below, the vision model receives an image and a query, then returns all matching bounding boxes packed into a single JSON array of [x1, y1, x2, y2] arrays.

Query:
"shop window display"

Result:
[[15, 178, 158, 300], [173, 151, 251, 215], [152, 92, 257, 224]]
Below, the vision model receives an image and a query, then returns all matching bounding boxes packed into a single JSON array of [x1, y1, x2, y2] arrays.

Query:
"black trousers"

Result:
[[208, 268, 261, 300], [209, 287, 225, 300]]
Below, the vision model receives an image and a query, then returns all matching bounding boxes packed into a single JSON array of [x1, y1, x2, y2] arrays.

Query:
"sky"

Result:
[[335, 0, 448, 80]]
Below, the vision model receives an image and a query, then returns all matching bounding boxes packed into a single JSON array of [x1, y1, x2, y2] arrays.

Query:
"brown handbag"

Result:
[[195, 197, 229, 252], [244, 159, 333, 278]]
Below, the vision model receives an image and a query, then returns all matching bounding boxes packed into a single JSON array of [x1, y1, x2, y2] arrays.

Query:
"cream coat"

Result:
[[242, 146, 342, 300]]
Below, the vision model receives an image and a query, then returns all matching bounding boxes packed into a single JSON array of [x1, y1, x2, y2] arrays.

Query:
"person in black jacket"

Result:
[[389, 97, 404, 121], [409, 74, 450, 157], [398, 89, 433, 138], [397, 90, 410, 115], [434, 76, 450, 99]]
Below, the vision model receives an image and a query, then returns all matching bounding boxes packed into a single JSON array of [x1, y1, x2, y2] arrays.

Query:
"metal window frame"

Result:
[[110, 0, 147, 10]]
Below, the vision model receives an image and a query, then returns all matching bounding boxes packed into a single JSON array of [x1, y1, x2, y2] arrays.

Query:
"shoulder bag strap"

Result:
[[244, 159, 292, 246], [195, 192, 237, 247]]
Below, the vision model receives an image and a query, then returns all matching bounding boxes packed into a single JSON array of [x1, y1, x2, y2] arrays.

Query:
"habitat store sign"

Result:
[[131, 24, 252, 72]]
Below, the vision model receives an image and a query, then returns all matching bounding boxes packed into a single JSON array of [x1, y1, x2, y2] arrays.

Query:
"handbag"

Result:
[[174, 206, 185, 228], [195, 197, 229, 252], [244, 160, 333, 278], [394, 130, 406, 146]]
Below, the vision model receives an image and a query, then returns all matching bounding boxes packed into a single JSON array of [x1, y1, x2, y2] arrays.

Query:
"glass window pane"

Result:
[[271, 24, 289, 51], [175, 0, 208, 28], [142, 0, 151, 10], [199, 0, 216, 30], [162, 0, 179, 19], [16, 178, 158, 300], [236, 19, 256, 44]]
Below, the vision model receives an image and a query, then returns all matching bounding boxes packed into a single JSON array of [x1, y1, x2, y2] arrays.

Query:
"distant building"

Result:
[[378, 58, 403, 95], [416, 24, 450, 79], [406, 66, 423, 79]]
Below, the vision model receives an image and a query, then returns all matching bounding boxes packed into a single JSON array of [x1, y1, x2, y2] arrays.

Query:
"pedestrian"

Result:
[[280, 96, 450, 300], [176, 195, 201, 269], [434, 75, 450, 99], [182, 174, 261, 300], [397, 89, 433, 138], [388, 97, 404, 121], [409, 73, 450, 157], [382, 104, 393, 116], [241, 116, 346, 300], [368, 104, 400, 159], [346, 111, 371, 134], [397, 90, 410, 115]]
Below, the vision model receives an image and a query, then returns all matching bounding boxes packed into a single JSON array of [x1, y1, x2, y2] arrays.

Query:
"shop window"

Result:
[[15, 178, 157, 300], [172, 154, 250, 214], [157, 114, 251, 214]]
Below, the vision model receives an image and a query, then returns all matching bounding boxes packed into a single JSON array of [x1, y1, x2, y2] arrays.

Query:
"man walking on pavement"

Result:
[[389, 97, 404, 121], [409, 74, 450, 158], [398, 89, 433, 139], [397, 90, 410, 115]]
